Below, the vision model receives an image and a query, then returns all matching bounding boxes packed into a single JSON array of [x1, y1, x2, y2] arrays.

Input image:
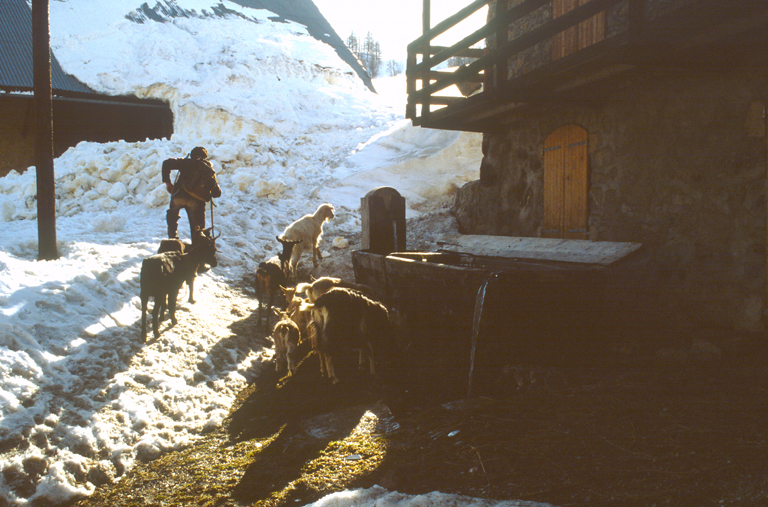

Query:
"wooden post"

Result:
[[494, 0, 507, 90], [32, 0, 58, 260], [484, 1, 495, 93], [421, 0, 431, 121], [406, 50, 417, 119]]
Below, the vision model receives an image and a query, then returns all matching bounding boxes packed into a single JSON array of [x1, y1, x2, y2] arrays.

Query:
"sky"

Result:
[[312, 0, 488, 62], [0, 1, 506, 506]]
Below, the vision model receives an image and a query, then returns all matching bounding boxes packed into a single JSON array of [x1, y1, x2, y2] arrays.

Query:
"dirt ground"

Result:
[[67, 208, 768, 507], [68, 323, 768, 507]]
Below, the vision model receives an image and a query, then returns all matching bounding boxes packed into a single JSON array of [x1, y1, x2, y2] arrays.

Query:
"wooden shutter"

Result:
[[543, 125, 589, 239], [578, 0, 605, 49], [552, 0, 579, 60], [553, 0, 606, 60]]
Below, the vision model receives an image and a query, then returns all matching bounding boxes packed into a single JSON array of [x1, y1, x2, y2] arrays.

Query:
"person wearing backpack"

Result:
[[161, 146, 222, 239]]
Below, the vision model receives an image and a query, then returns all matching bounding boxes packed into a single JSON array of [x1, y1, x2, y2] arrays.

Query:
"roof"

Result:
[[0, 0, 94, 94], [1, 0, 374, 96], [231, 0, 375, 92], [125, 0, 375, 92]]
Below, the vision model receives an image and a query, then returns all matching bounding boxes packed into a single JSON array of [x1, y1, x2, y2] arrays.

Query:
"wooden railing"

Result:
[[406, 0, 645, 124]]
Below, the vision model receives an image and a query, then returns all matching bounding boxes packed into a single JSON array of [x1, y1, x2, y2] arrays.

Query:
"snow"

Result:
[[305, 486, 557, 507], [0, 1, 548, 506]]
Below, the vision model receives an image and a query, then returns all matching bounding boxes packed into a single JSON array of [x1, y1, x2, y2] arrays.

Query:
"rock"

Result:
[[87, 461, 116, 487]]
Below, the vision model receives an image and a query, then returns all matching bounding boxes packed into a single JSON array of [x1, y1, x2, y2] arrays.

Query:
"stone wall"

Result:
[[453, 67, 768, 332]]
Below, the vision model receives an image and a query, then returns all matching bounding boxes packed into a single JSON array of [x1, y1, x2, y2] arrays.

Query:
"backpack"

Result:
[[184, 160, 220, 202]]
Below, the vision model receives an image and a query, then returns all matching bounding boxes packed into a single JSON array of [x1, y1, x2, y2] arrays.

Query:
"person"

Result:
[[161, 146, 222, 239]]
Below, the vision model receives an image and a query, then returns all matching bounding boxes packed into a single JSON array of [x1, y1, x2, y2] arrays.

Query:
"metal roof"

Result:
[[0, 0, 94, 94]]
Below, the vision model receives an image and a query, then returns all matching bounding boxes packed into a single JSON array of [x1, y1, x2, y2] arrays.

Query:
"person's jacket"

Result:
[[162, 158, 222, 201]]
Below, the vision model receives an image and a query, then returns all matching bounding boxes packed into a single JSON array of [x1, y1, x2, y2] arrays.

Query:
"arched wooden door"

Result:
[[542, 125, 589, 239]]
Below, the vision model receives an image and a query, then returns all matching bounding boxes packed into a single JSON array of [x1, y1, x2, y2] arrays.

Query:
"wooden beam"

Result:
[[406, 51, 417, 119], [408, 0, 550, 73], [32, 0, 58, 260], [409, 50, 492, 100], [409, 0, 491, 51], [426, 46, 486, 59], [421, 96, 464, 106], [422, 70, 485, 82]]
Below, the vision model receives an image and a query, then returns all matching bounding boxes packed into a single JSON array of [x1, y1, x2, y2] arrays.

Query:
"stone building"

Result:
[[407, 0, 768, 331]]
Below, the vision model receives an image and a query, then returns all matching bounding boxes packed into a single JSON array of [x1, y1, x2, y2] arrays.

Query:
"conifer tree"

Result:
[[346, 32, 359, 55], [347, 31, 383, 79]]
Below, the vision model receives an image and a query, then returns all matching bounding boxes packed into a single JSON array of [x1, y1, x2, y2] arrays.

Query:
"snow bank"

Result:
[[306, 486, 557, 507]]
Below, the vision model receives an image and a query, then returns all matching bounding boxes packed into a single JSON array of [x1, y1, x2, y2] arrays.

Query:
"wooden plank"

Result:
[[409, 0, 491, 51], [407, 0, 621, 118], [437, 234, 643, 266], [427, 70, 484, 82], [578, 0, 605, 49], [408, 0, 552, 75], [408, 0, 619, 100], [495, 0, 619, 66], [420, 96, 464, 106], [543, 131, 564, 238], [563, 125, 588, 239], [553, 0, 580, 60], [427, 46, 486, 58], [406, 50, 417, 119]]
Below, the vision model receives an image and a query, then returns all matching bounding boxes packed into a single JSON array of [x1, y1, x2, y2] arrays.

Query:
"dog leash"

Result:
[[210, 198, 219, 238]]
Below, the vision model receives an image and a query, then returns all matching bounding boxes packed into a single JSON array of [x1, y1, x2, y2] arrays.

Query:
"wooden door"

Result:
[[552, 0, 606, 60], [543, 125, 589, 239]]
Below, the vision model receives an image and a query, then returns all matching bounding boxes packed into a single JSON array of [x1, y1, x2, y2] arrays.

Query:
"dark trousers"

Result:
[[167, 194, 206, 239]]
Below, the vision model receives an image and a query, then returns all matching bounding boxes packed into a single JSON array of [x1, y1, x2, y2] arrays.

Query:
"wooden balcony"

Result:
[[406, 0, 768, 132]]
